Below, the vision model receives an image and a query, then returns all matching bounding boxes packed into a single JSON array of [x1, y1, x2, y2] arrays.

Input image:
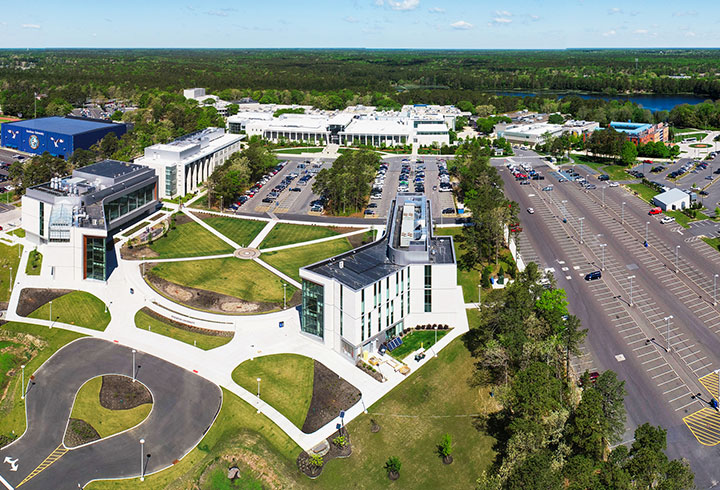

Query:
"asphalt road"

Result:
[[0, 338, 221, 490], [497, 159, 720, 489]]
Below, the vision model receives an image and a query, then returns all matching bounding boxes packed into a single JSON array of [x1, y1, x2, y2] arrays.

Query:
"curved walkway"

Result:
[[0, 338, 221, 490]]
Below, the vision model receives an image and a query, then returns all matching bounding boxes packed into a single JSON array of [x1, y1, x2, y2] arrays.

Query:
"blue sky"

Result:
[[1, 0, 718, 49]]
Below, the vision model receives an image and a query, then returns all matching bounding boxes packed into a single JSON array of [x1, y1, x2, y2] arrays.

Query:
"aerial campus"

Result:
[[1, 5, 720, 490]]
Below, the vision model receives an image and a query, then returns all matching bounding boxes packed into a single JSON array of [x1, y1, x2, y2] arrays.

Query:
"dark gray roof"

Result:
[[75, 160, 143, 179], [305, 237, 404, 291]]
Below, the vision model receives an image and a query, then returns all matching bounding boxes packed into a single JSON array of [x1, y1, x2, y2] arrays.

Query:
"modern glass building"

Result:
[[21, 160, 158, 281]]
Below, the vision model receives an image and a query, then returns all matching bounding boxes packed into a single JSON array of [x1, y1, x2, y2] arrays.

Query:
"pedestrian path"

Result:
[[253, 258, 302, 289], [184, 210, 241, 249], [248, 220, 278, 249], [260, 227, 371, 253]]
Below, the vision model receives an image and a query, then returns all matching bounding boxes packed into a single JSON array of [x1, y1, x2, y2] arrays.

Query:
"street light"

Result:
[[645, 221, 650, 245], [664, 315, 674, 353], [675, 245, 680, 273], [20, 364, 25, 400], [628, 275, 635, 307], [478, 284, 482, 307], [132, 350, 137, 382], [714, 274, 718, 307], [139, 439, 145, 481], [578, 217, 585, 244], [49, 300, 52, 323], [256, 377, 261, 413], [621, 202, 626, 224], [602, 186, 606, 207], [8, 266, 11, 292], [600, 244, 607, 270], [434, 325, 438, 357], [283, 283, 287, 310]]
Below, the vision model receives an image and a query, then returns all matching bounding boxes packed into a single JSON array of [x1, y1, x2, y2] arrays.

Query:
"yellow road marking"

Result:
[[16, 444, 68, 487], [683, 407, 720, 446], [698, 371, 720, 399]]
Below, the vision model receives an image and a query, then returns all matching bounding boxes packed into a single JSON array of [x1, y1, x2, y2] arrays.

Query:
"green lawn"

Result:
[[703, 237, 720, 254], [149, 257, 296, 305], [312, 337, 496, 489], [134, 309, 233, 350], [260, 223, 341, 249], [626, 183, 658, 203], [202, 216, 266, 248], [261, 237, 353, 282], [0, 242, 22, 302], [27, 291, 111, 330], [231, 354, 314, 429], [8, 228, 25, 238], [390, 329, 449, 361], [435, 227, 481, 302], [569, 154, 629, 181], [0, 322, 85, 442], [84, 388, 302, 490], [25, 249, 43, 276], [673, 132, 707, 143], [273, 147, 324, 154], [121, 221, 150, 238], [148, 215, 234, 259], [664, 210, 693, 228], [69, 376, 152, 439]]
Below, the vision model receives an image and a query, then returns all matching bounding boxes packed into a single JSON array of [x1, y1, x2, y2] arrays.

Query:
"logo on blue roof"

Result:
[[28, 134, 39, 150]]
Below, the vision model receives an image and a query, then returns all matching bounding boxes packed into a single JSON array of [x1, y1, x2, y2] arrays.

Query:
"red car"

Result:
[[648, 207, 662, 215], [510, 226, 523, 233]]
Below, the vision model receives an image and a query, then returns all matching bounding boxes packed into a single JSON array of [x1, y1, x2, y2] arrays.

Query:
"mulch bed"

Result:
[[139, 307, 233, 337], [146, 273, 300, 315], [297, 429, 352, 479], [301, 361, 361, 434], [347, 231, 375, 248], [100, 375, 153, 410], [64, 418, 100, 447], [16, 288, 72, 317]]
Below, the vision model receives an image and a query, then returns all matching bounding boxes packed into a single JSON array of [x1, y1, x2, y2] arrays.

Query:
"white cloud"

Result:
[[428, 7, 445, 13], [496, 10, 511, 17], [491, 17, 512, 24], [343, 16, 360, 23], [602, 29, 616, 37], [205, 8, 237, 17], [387, 0, 419, 10], [633, 29, 648, 34], [686, 31, 696, 37], [21, 24, 40, 29], [608, 7, 622, 14], [450, 20, 473, 30]]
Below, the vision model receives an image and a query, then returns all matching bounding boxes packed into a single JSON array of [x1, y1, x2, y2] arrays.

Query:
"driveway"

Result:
[[0, 338, 221, 490]]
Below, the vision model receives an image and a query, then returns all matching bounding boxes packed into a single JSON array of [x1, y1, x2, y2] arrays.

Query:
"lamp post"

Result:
[[132, 349, 137, 382], [602, 186, 606, 207], [20, 364, 25, 400], [628, 275, 635, 307], [256, 377, 261, 413], [49, 300, 52, 322], [664, 315, 674, 352], [478, 284, 481, 307], [561, 200, 568, 220], [434, 325, 438, 357], [621, 201, 626, 224], [714, 273, 718, 306], [139, 439, 145, 481], [675, 245, 680, 273], [645, 221, 649, 245], [283, 283, 287, 310], [600, 244, 607, 270], [8, 266, 11, 292], [579, 217, 585, 244]]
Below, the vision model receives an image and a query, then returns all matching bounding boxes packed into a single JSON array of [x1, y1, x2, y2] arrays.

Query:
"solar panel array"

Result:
[[387, 337, 403, 351]]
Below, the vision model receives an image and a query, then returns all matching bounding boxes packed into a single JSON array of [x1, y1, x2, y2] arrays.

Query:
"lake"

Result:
[[495, 91, 712, 113]]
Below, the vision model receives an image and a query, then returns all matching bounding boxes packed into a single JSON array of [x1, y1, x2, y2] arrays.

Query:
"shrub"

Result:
[[438, 433, 453, 457], [333, 435, 347, 448], [309, 454, 324, 467], [384, 456, 401, 475]]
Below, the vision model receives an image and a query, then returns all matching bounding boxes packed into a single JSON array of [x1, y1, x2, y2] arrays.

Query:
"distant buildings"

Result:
[[494, 119, 600, 145], [609, 121, 669, 145], [653, 188, 690, 211], [21, 160, 158, 281], [299, 193, 464, 362], [227, 104, 467, 148], [183, 88, 231, 117], [134, 127, 243, 199], [1, 116, 128, 159]]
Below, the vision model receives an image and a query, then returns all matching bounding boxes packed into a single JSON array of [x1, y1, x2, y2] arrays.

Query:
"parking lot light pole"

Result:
[[645, 221, 650, 244], [256, 377, 261, 413], [714, 274, 718, 306], [20, 364, 25, 400], [664, 315, 674, 353], [602, 186, 606, 207], [283, 283, 287, 310], [621, 202, 626, 224], [600, 244, 607, 270], [675, 245, 680, 273], [132, 349, 137, 382], [578, 217, 585, 244], [49, 300, 52, 323], [139, 439, 145, 481], [628, 275, 635, 306]]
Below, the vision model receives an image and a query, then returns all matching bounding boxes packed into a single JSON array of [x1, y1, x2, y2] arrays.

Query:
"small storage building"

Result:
[[652, 188, 690, 211]]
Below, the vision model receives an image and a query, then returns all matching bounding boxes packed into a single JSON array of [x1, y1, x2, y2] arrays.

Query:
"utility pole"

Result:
[[21, 365, 25, 400], [132, 349, 137, 382], [714, 273, 718, 306], [139, 439, 145, 481], [664, 315, 674, 352], [256, 378, 262, 413], [283, 283, 287, 310], [675, 245, 680, 273], [578, 217, 585, 244], [645, 221, 649, 245], [621, 201, 626, 224]]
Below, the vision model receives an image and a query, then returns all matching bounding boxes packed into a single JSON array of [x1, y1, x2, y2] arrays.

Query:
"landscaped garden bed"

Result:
[[301, 361, 361, 433], [134, 308, 233, 349]]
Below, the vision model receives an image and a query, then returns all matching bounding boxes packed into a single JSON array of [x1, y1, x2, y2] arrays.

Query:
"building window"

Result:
[[165, 166, 177, 197], [386, 300, 390, 328], [39, 201, 44, 237], [374, 283, 378, 308], [103, 182, 155, 223], [396, 272, 399, 296], [368, 312, 372, 339], [361, 314, 365, 342], [361, 288, 365, 314], [386, 277, 390, 299], [424, 265, 432, 312], [390, 300, 395, 324], [85, 236, 106, 281], [301, 280, 324, 339], [339, 286, 343, 337]]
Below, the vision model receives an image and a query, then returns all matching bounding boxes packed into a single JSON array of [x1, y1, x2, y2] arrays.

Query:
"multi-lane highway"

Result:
[[497, 155, 720, 489]]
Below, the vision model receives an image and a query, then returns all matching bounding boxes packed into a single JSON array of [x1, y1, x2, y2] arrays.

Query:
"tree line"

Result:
[[206, 140, 277, 207], [312, 150, 380, 215]]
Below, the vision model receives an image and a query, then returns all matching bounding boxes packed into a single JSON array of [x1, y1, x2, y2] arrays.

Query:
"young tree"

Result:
[[569, 387, 605, 459], [620, 140, 638, 166]]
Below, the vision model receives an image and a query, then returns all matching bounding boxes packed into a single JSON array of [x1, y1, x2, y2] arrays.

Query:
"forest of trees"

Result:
[[312, 150, 381, 214]]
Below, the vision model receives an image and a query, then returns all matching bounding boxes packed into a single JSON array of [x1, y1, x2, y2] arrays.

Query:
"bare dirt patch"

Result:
[[301, 361, 362, 434], [347, 231, 375, 248], [146, 274, 297, 315], [64, 418, 100, 447], [16, 288, 72, 317], [100, 375, 152, 410], [139, 307, 233, 338], [119, 244, 160, 260]]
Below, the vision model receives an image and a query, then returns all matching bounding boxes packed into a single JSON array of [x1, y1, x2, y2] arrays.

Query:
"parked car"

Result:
[[584, 270, 602, 281], [527, 207, 535, 214], [542, 185, 554, 191], [441, 208, 455, 215], [597, 174, 610, 181], [660, 216, 676, 224], [608, 182, 619, 187], [648, 207, 662, 215]]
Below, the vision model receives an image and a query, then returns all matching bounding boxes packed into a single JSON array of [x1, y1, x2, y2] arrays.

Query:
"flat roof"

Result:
[[502, 123, 564, 136], [654, 188, 689, 204], [6, 116, 121, 135], [75, 160, 144, 179], [343, 119, 409, 135], [610, 122, 653, 135]]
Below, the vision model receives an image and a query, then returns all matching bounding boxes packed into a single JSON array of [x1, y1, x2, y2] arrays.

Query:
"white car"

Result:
[[527, 207, 535, 214], [608, 182, 619, 187], [660, 216, 676, 224]]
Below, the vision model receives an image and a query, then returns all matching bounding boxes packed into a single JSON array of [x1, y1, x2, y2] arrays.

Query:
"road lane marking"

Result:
[[0, 474, 13, 490], [16, 445, 67, 488], [684, 407, 720, 446]]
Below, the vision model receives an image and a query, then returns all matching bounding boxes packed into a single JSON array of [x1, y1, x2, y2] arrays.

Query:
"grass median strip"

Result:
[[0, 242, 22, 303], [28, 290, 111, 331], [261, 237, 354, 282], [25, 249, 42, 276], [134, 309, 233, 350], [232, 354, 314, 429]]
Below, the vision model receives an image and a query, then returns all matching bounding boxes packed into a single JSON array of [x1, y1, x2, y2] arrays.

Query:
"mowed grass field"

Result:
[[232, 354, 314, 429], [201, 216, 266, 247], [148, 216, 234, 259], [0, 322, 85, 441], [261, 237, 354, 282], [149, 257, 296, 305], [260, 223, 341, 249], [133, 309, 233, 350], [28, 291, 111, 331], [70, 376, 152, 439], [0, 242, 23, 303]]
